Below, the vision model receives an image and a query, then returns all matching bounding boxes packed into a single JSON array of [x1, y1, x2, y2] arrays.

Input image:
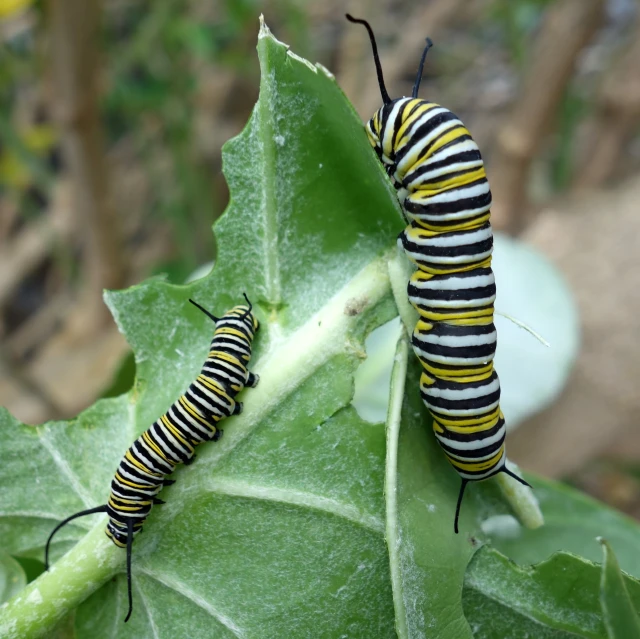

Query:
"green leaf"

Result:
[[383, 322, 541, 639], [488, 476, 640, 579], [0, 552, 26, 605], [0, 18, 404, 638], [463, 545, 640, 639], [599, 538, 640, 639]]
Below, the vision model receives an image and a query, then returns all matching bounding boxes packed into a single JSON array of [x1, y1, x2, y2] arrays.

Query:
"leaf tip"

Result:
[[258, 14, 271, 39], [598, 537, 612, 561]]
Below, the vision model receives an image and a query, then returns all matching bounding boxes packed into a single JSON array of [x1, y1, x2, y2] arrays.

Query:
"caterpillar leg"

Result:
[[246, 371, 260, 388], [212, 428, 224, 442], [454, 479, 469, 535], [152, 497, 166, 505], [124, 518, 134, 623], [184, 455, 197, 466], [45, 504, 108, 570], [232, 402, 243, 416], [163, 479, 176, 486]]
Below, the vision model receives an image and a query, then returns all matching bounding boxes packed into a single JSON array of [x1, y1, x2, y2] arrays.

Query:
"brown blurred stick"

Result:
[[572, 19, 640, 191], [48, 0, 126, 327], [336, 0, 378, 111], [0, 182, 73, 311], [490, 0, 605, 233]]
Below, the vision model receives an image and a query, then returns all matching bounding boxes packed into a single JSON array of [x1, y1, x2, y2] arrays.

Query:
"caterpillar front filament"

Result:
[[44, 295, 260, 622], [346, 14, 530, 533]]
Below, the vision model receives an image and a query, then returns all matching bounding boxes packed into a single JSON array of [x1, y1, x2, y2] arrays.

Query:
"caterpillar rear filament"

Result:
[[346, 14, 531, 533], [44, 295, 260, 622]]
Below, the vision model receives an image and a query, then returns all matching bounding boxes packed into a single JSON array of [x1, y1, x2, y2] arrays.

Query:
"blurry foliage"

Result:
[[0, 0, 632, 280], [490, 0, 554, 66], [0, 0, 312, 281], [101, 0, 312, 280], [552, 88, 588, 190]]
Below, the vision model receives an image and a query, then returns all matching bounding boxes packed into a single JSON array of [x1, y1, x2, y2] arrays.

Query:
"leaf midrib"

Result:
[[202, 476, 384, 533], [258, 26, 282, 310]]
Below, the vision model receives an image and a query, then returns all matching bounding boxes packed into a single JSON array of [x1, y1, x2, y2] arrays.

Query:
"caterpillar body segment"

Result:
[[346, 13, 531, 532], [45, 296, 259, 621]]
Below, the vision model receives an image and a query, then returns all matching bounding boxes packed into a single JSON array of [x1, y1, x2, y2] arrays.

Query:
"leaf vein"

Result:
[[137, 567, 246, 638], [203, 477, 385, 534], [38, 432, 94, 508], [134, 576, 161, 639]]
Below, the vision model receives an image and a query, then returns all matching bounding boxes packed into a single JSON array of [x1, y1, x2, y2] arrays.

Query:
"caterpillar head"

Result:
[[346, 15, 432, 177], [239, 293, 260, 334], [189, 297, 259, 339], [219, 297, 260, 340]]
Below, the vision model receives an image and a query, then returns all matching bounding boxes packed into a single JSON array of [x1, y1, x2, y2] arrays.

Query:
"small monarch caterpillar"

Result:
[[346, 14, 531, 533], [44, 295, 260, 622]]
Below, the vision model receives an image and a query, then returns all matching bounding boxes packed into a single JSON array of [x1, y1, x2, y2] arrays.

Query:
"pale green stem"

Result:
[[0, 521, 123, 639], [384, 332, 410, 638], [387, 241, 545, 531], [387, 246, 417, 337], [497, 462, 544, 530]]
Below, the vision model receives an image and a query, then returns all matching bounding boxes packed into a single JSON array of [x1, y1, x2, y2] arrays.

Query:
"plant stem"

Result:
[[0, 522, 123, 639], [497, 462, 544, 530], [385, 332, 410, 638], [387, 247, 417, 337]]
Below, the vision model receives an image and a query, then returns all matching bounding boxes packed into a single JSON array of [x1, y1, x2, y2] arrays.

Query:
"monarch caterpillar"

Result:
[[44, 295, 260, 622], [346, 15, 530, 533]]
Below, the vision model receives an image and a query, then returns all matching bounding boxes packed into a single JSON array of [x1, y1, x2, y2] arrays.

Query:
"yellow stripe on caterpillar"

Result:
[[161, 413, 192, 449], [434, 407, 501, 429], [125, 450, 163, 477], [439, 413, 501, 435], [412, 212, 491, 233], [178, 396, 216, 430], [446, 446, 505, 472], [142, 431, 171, 463]]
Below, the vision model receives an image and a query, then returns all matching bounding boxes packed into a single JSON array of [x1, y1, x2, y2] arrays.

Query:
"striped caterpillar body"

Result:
[[45, 296, 259, 621], [346, 15, 530, 533]]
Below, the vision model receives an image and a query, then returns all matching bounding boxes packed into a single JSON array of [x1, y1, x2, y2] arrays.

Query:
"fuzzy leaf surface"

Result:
[[599, 539, 640, 639], [0, 21, 402, 638], [463, 546, 640, 639]]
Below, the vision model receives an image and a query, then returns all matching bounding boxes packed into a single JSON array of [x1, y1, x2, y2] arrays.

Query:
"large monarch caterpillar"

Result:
[[346, 15, 531, 533], [44, 295, 260, 622]]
